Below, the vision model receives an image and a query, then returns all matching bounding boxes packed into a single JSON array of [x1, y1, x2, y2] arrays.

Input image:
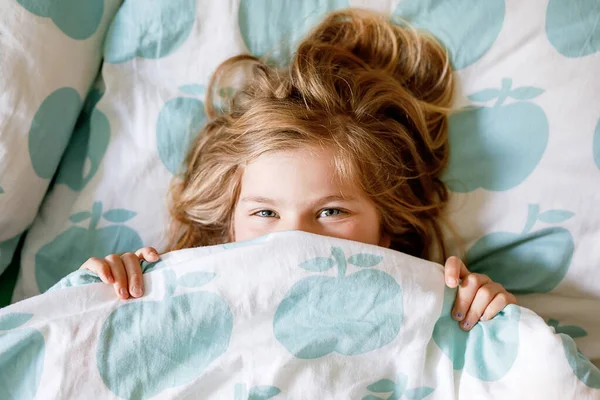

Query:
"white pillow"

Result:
[[13, 0, 600, 368], [0, 0, 123, 274]]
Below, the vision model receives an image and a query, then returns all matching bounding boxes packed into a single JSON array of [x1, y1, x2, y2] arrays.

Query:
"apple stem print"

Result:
[[96, 268, 233, 400], [35, 201, 143, 293], [0, 313, 45, 400], [273, 247, 403, 359], [233, 383, 281, 400], [362, 373, 435, 400], [443, 77, 549, 192], [466, 203, 575, 294]]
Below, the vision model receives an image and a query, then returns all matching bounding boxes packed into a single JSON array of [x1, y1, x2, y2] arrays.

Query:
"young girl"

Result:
[[80, 9, 516, 331]]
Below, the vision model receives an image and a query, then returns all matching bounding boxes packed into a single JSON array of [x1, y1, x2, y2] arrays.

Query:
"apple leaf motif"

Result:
[[0, 313, 33, 330], [367, 379, 396, 393], [179, 84, 206, 96], [537, 210, 575, 224], [299, 257, 335, 272], [103, 209, 137, 223], [467, 89, 501, 102], [347, 254, 383, 268], [547, 319, 588, 339], [0, 186, 4, 194], [69, 211, 92, 223], [509, 87, 545, 100], [177, 272, 216, 288], [363, 373, 433, 400], [248, 386, 281, 400]]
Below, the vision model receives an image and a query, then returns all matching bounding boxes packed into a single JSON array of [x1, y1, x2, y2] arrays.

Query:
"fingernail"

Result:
[[107, 276, 114, 284], [480, 315, 486, 321], [447, 278, 457, 286], [119, 288, 127, 297], [462, 321, 470, 329], [132, 286, 143, 296], [455, 312, 463, 319]]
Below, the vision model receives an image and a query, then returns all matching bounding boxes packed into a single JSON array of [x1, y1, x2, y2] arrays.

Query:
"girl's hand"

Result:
[[444, 256, 517, 331], [79, 247, 160, 300]]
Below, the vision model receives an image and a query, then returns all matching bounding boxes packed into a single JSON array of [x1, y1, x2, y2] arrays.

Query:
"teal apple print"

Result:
[[443, 78, 548, 192], [234, 383, 281, 400], [17, 0, 104, 40], [593, 118, 600, 170], [28, 87, 83, 179], [0, 232, 22, 276], [35, 201, 143, 293], [104, 0, 195, 63], [239, 0, 349, 66], [547, 319, 587, 340], [362, 373, 434, 400], [546, 0, 600, 57], [97, 269, 233, 399], [55, 88, 110, 191], [432, 286, 520, 381], [273, 247, 402, 359], [156, 86, 207, 175], [467, 204, 574, 294], [559, 333, 600, 389], [0, 313, 45, 400], [0, 186, 3, 194], [394, 0, 505, 70]]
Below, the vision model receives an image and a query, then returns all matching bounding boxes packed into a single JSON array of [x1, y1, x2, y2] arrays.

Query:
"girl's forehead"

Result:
[[239, 147, 364, 198]]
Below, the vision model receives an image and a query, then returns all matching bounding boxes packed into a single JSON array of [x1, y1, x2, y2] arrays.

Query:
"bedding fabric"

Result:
[[0, 0, 122, 276], [9, 0, 600, 367], [1, 232, 599, 399]]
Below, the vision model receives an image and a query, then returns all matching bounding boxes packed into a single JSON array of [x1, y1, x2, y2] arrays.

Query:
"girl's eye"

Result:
[[319, 208, 344, 218], [255, 210, 277, 218]]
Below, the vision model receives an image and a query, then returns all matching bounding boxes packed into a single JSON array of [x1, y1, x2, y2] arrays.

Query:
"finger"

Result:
[[461, 282, 503, 330], [135, 247, 159, 262], [481, 292, 518, 322], [105, 254, 129, 299], [122, 252, 144, 298], [444, 256, 469, 288], [80, 257, 114, 284], [452, 273, 491, 322]]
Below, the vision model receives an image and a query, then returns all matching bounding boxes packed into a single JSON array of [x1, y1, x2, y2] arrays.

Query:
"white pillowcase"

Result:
[[0, 0, 123, 274]]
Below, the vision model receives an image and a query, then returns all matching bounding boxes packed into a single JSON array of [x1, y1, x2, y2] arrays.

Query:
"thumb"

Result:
[[444, 256, 469, 288]]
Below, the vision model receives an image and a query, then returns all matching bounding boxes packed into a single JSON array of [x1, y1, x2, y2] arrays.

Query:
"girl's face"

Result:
[[233, 148, 391, 247]]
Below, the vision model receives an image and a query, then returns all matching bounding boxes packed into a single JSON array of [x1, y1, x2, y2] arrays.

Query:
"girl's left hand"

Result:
[[444, 256, 517, 331]]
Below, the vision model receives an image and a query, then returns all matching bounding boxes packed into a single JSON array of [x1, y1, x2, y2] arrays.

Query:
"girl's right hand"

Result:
[[79, 247, 160, 300]]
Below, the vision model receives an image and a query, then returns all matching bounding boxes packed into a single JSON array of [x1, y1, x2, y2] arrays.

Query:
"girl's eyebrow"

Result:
[[240, 196, 277, 205], [240, 195, 356, 206]]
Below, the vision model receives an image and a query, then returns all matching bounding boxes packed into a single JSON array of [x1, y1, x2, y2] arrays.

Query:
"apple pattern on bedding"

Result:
[[17, 0, 104, 40], [546, 0, 600, 58], [35, 201, 143, 293], [0, 313, 45, 400], [27, 87, 83, 180], [96, 269, 233, 400], [273, 247, 403, 359], [443, 78, 548, 192], [238, 0, 350, 66], [466, 204, 575, 294], [103, 0, 196, 63], [54, 87, 110, 192], [394, 0, 505, 70], [362, 373, 435, 400]]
